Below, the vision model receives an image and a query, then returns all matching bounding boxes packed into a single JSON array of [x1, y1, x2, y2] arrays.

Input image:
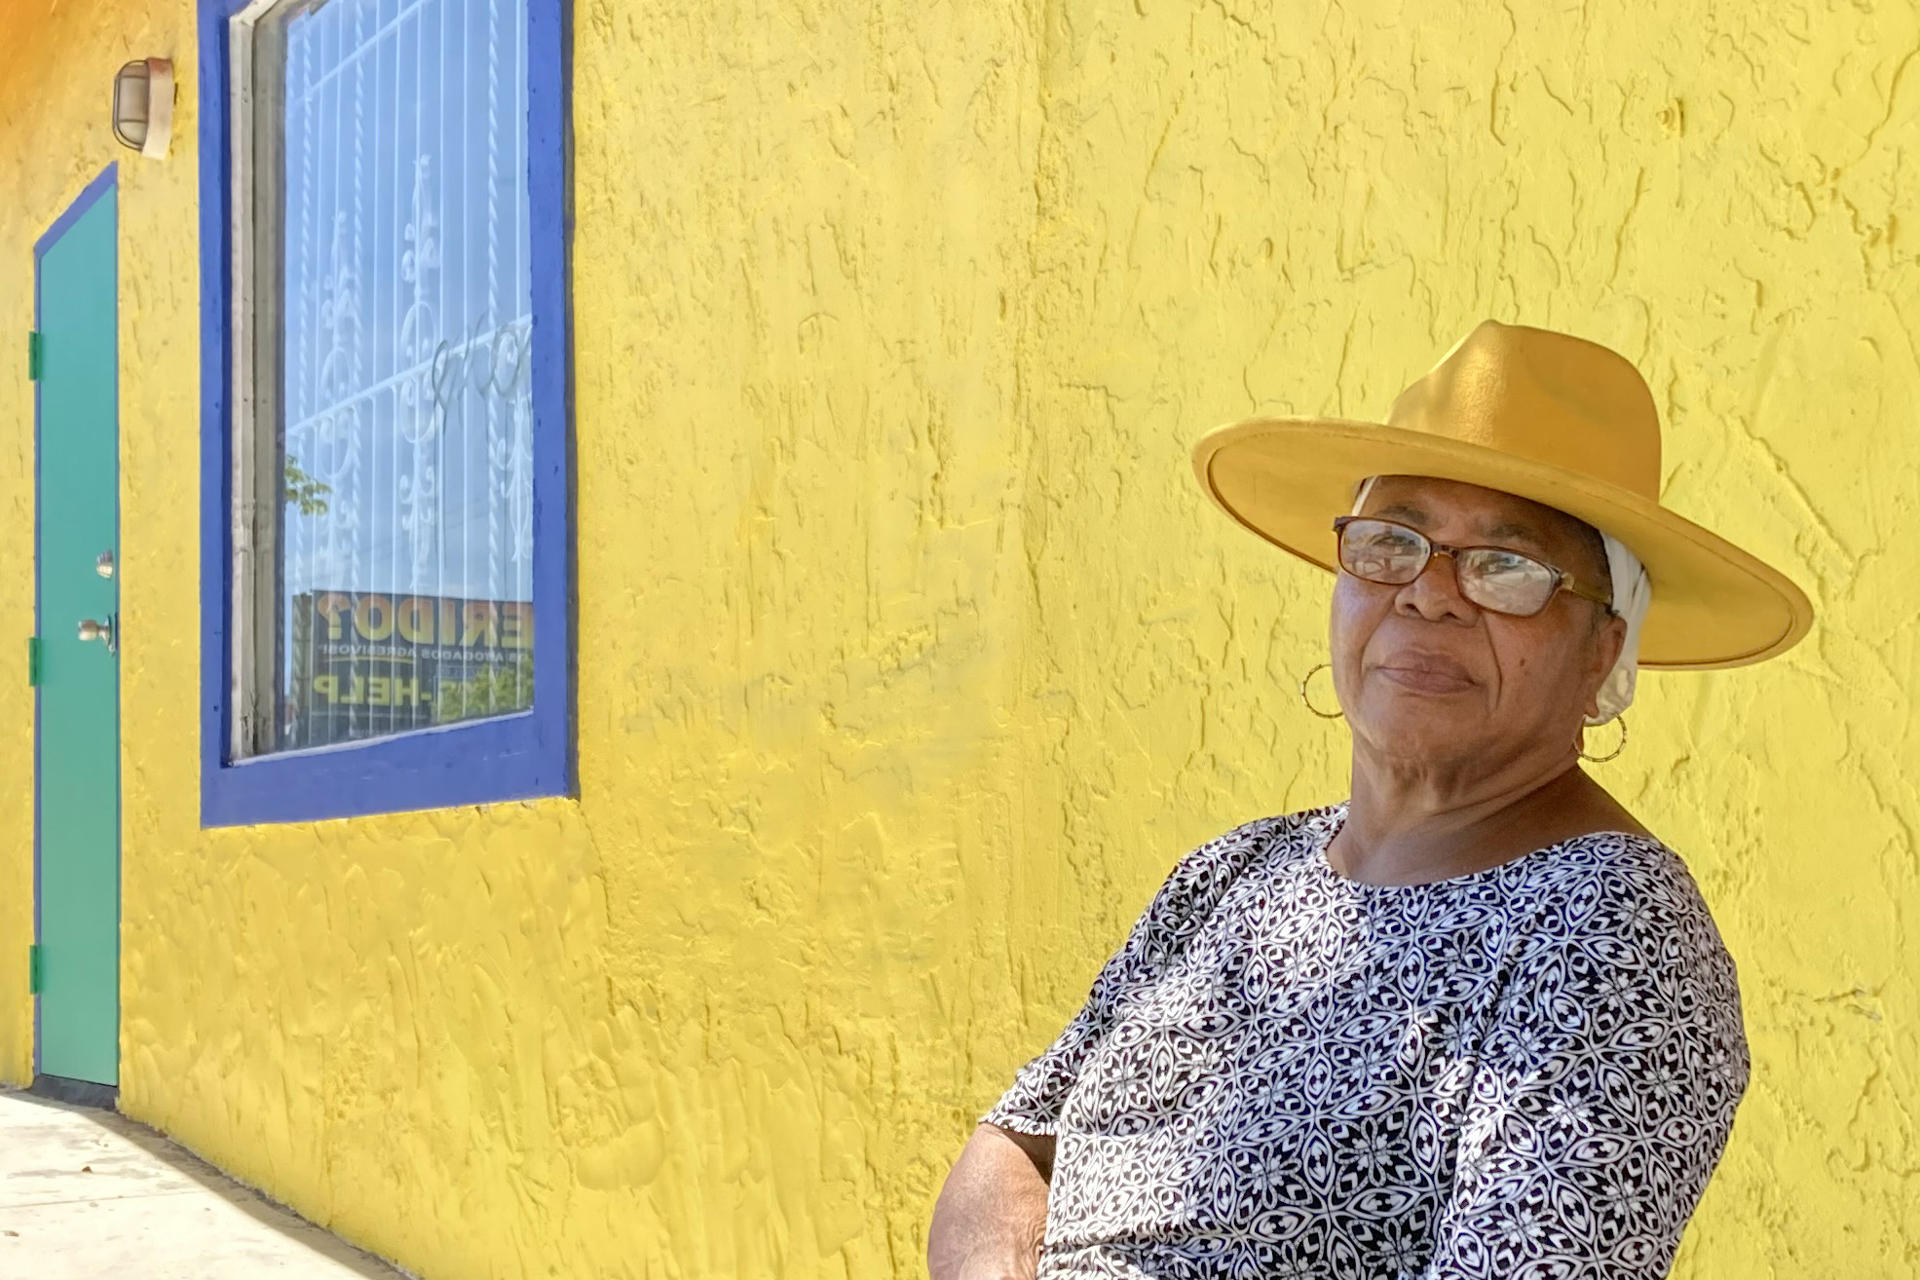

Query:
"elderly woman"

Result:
[[928, 321, 1812, 1280]]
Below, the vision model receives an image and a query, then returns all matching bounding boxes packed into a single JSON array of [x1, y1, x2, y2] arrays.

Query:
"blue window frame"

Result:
[[198, 0, 572, 826]]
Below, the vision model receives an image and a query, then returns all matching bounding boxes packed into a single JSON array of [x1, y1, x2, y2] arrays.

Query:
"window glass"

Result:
[[263, 0, 533, 752]]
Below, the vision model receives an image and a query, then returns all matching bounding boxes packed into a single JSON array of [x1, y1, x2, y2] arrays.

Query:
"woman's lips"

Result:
[[1373, 654, 1477, 694]]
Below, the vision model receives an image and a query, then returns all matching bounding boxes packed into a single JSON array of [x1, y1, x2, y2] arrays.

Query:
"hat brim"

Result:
[[1193, 417, 1814, 670]]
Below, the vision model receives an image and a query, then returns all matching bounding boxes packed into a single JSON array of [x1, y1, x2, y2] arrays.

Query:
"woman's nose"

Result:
[[1396, 550, 1477, 621]]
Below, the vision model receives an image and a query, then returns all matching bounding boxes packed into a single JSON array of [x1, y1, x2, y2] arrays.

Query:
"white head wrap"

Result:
[[1349, 477, 1650, 725], [1590, 535, 1650, 724]]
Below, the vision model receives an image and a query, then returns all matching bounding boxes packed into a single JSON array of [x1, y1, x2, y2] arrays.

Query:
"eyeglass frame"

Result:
[[1331, 515, 1616, 618]]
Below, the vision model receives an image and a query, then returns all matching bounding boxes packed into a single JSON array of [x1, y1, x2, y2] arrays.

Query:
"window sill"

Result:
[[201, 707, 571, 826]]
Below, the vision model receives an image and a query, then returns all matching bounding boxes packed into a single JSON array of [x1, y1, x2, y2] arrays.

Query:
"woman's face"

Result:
[[1330, 476, 1627, 771]]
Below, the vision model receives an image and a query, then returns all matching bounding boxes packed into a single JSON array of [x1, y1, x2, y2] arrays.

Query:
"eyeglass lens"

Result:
[[1337, 518, 1560, 617]]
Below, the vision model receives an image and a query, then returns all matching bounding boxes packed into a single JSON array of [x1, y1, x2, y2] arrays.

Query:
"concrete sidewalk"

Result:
[[0, 1089, 407, 1278]]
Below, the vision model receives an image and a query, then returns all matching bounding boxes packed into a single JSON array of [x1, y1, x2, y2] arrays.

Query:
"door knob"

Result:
[[78, 616, 117, 655]]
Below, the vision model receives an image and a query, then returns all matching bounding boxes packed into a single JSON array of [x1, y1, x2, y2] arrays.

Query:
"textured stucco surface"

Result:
[[1, 0, 1916, 1275]]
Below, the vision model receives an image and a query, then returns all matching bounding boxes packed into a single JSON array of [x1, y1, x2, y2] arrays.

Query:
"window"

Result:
[[199, 0, 571, 825]]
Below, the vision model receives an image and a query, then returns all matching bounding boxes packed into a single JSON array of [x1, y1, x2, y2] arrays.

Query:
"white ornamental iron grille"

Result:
[[263, 0, 533, 754]]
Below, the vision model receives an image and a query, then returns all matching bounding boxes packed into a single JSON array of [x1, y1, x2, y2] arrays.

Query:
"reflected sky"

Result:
[[277, 0, 534, 605]]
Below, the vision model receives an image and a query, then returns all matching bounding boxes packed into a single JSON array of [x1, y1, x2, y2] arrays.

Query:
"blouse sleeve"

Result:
[[980, 816, 1284, 1136], [1418, 851, 1751, 1279]]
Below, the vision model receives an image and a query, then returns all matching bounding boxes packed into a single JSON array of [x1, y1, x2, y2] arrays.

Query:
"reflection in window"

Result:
[[259, 0, 534, 751]]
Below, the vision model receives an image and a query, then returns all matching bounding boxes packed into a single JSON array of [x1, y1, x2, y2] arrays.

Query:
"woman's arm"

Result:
[[1417, 859, 1749, 1278], [927, 1124, 1055, 1280], [934, 821, 1280, 1277]]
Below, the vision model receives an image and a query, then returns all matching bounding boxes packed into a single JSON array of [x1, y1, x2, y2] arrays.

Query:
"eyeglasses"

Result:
[[1332, 516, 1614, 618]]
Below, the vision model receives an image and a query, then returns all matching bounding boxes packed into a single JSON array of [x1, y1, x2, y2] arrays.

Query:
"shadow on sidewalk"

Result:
[[0, 1088, 409, 1278]]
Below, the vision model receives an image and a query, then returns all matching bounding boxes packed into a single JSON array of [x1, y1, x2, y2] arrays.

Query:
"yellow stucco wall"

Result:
[[1, 0, 1915, 1275]]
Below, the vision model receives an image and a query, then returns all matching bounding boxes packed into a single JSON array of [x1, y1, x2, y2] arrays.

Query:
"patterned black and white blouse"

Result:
[[983, 805, 1748, 1280]]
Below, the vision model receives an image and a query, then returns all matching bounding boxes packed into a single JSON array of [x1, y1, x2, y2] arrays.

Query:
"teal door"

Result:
[[34, 171, 121, 1088]]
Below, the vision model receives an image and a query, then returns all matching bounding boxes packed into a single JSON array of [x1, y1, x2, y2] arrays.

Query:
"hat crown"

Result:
[[1386, 320, 1662, 500]]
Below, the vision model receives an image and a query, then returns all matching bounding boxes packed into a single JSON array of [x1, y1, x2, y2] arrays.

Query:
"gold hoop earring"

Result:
[[1578, 713, 1628, 764], [1299, 663, 1344, 720]]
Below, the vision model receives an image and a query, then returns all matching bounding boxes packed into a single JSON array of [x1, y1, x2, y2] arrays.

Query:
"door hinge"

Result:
[[26, 636, 40, 687], [27, 330, 42, 382], [27, 944, 43, 994]]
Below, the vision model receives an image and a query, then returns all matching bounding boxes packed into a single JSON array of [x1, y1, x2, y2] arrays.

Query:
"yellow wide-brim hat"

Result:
[[1191, 319, 1813, 669]]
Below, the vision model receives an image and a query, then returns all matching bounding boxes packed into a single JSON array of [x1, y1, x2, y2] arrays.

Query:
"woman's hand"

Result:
[[927, 1124, 1053, 1280]]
